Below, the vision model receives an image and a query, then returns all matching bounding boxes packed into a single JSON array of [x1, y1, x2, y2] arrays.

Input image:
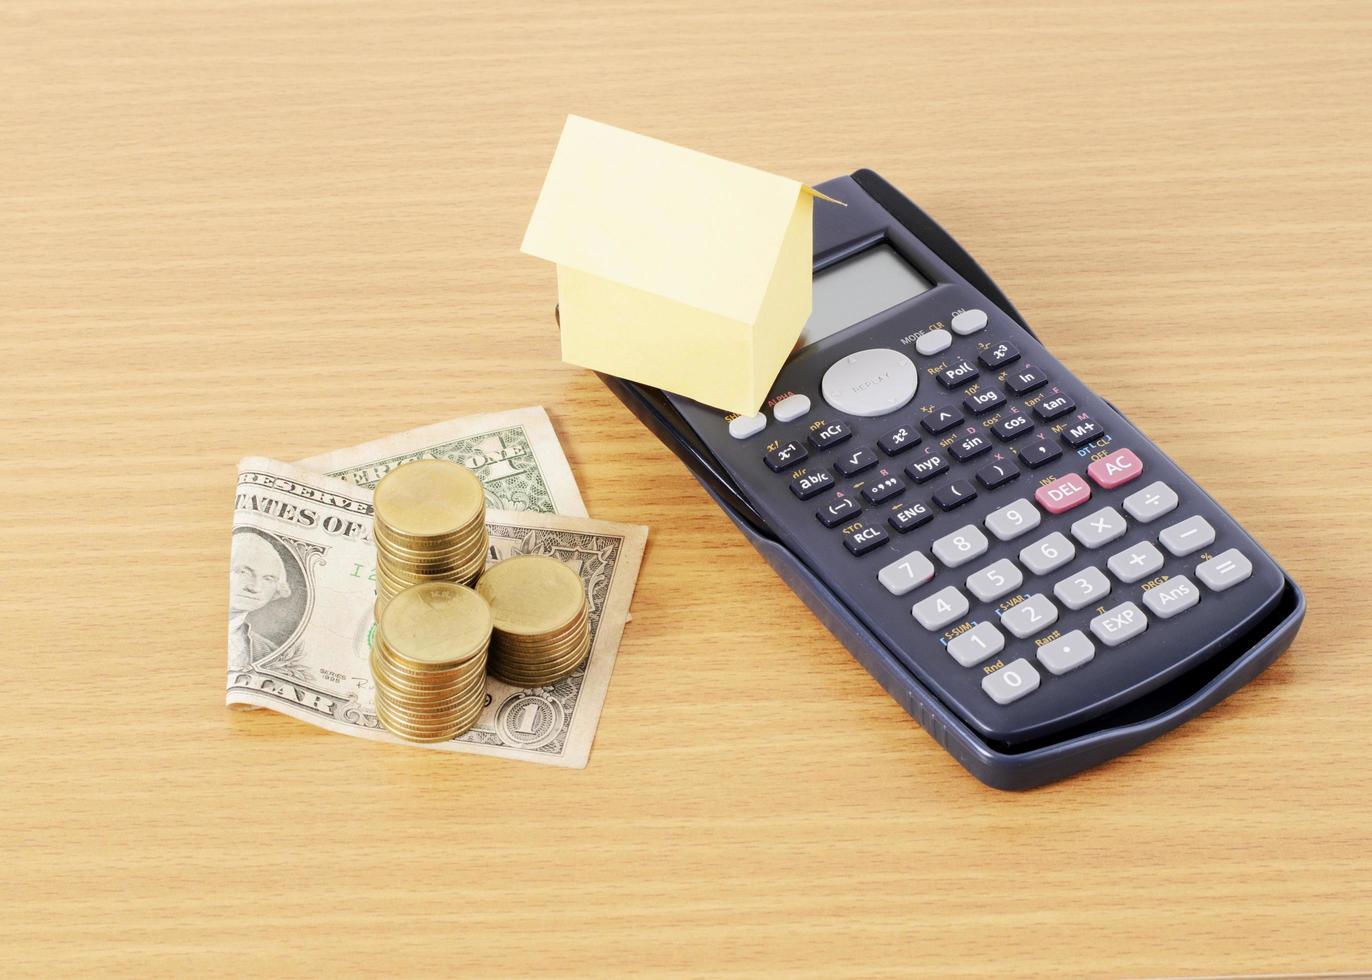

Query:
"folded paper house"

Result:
[[521, 115, 839, 416]]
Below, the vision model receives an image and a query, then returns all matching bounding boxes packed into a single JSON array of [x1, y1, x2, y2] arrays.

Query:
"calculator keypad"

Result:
[[700, 291, 1282, 745], [1070, 506, 1128, 549], [913, 586, 970, 630], [835, 446, 879, 477]]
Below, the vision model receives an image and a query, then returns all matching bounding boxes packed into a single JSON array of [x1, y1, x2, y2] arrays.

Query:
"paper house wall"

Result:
[[521, 115, 837, 416]]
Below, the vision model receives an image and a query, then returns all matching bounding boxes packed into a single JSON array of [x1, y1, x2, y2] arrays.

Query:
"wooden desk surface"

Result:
[[3, 2, 1370, 975]]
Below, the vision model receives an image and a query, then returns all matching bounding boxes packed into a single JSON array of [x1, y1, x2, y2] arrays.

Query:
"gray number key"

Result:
[[1107, 540, 1166, 584], [1123, 480, 1179, 523], [984, 497, 1041, 541], [965, 558, 1023, 602], [1159, 515, 1216, 556], [1142, 575, 1201, 619], [912, 586, 970, 631], [1090, 600, 1149, 647], [1001, 593, 1059, 639], [982, 658, 1041, 705], [1019, 531, 1076, 576], [1196, 548, 1253, 592], [1036, 629, 1096, 675], [931, 524, 989, 568], [877, 550, 935, 596], [1052, 566, 1111, 610], [947, 621, 1005, 667], [1071, 505, 1128, 549]]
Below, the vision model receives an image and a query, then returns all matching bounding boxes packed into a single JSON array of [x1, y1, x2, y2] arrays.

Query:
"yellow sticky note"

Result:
[[521, 115, 838, 416]]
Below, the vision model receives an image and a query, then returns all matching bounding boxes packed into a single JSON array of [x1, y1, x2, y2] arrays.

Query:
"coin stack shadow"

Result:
[[373, 459, 488, 616], [372, 581, 491, 742], [477, 554, 592, 687]]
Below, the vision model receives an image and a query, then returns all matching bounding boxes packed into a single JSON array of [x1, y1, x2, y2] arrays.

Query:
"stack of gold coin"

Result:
[[373, 459, 487, 614], [476, 555, 591, 687], [372, 581, 490, 742]]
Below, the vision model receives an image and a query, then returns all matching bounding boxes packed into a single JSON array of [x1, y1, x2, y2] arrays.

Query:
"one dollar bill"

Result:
[[227, 414, 645, 768], [298, 406, 586, 517]]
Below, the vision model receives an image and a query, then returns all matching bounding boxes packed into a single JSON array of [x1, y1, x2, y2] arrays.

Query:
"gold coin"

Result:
[[378, 582, 492, 670], [376, 703, 472, 742], [370, 652, 486, 700], [374, 525, 487, 562], [373, 691, 485, 719], [493, 607, 589, 651], [490, 658, 586, 688], [490, 634, 591, 686], [493, 627, 589, 665], [476, 555, 586, 637], [377, 692, 483, 731], [376, 687, 485, 721], [374, 673, 484, 705], [375, 688, 479, 721], [373, 460, 485, 541], [371, 642, 487, 682]]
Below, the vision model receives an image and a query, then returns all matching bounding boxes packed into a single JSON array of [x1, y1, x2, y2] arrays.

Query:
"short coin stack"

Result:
[[372, 581, 491, 742], [373, 459, 488, 614], [477, 555, 591, 687]]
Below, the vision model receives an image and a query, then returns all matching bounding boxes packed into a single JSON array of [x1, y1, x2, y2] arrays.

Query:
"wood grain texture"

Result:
[[2, 1, 1370, 976]]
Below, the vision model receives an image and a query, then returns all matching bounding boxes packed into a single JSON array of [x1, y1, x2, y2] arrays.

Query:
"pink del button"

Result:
[[1087, 448, 1144, 490], [1035, 474, 1092, 515]]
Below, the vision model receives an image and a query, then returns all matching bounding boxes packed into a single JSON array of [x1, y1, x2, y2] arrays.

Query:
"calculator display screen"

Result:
[[799, 243, 933, 347]]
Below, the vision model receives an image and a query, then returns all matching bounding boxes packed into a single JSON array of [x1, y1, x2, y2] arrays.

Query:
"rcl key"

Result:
[[843, 523, 889, 556]]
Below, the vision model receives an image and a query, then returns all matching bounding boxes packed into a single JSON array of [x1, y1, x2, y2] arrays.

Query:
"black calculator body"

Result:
[[599, 170, 1305, 790]]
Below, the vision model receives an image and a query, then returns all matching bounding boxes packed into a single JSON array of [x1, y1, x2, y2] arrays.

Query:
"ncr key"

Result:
[[808, 422, 852, 451]]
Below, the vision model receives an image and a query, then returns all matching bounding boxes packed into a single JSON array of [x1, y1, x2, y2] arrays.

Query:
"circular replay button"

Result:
[[820, 348, 919, 418]]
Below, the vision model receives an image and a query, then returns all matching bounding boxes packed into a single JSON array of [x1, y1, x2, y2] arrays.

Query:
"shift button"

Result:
[[727, 413, 766, 439], [820, 348, 919, 418], [773, 393, 810, 422]]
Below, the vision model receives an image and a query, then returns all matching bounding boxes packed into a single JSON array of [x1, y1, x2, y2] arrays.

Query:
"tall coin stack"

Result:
[[373, 459, 488, 615], [372, 582, 491, 742], [477, 555, 592, 687]]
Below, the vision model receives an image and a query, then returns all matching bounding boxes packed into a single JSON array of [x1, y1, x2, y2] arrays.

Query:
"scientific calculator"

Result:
[[600, 170, 1304, 790]]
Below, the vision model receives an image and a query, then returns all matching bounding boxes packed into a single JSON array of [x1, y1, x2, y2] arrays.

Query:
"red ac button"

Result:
[[1087, 448, 1144, 490]]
